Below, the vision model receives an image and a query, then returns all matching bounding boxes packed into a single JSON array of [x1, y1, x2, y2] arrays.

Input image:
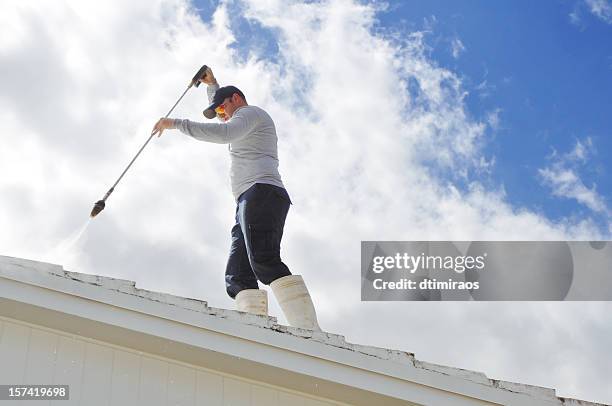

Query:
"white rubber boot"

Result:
[[235, 289, 268, 316], [270, 275, 321, 331]]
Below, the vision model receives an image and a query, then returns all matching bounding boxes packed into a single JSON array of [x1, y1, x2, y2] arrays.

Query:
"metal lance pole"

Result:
[[90, 65, 209, 218]]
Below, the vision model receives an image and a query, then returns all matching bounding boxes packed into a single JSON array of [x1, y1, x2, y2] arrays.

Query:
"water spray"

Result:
[[90, 65, 209, 218]]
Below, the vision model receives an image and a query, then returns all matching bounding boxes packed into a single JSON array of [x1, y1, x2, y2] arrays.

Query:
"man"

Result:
[[152, 67, 320, 331]]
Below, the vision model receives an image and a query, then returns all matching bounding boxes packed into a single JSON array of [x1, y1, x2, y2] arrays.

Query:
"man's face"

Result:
[[217, 94, 238, 120]]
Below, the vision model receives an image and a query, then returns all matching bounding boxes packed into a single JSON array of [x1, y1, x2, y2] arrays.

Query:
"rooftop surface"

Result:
[[0, 254, 608, 406]]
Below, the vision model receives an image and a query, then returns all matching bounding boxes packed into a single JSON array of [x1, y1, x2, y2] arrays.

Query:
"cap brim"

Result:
[[203, 102, 220, 119]]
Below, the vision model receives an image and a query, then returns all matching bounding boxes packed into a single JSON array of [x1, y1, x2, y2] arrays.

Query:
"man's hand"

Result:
[[151, 118, 176, 137], [199, 66, 217, 86]]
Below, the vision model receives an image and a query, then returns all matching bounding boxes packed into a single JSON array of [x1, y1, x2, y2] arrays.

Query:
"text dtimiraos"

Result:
[[373, 278, 479, 290]]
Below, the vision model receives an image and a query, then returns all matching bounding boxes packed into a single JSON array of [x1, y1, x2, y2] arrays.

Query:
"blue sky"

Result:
[[390, 0, 612, 227], [194, 0, 612, 232]]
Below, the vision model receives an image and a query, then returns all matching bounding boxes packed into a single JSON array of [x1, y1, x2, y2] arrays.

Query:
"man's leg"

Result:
[[239, 183, 321, 330], [238, 183, 292, 285], [225, 207, 259, 299]]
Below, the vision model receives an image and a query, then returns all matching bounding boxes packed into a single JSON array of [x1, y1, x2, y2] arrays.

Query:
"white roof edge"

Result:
[[0, 254, 608, 406]]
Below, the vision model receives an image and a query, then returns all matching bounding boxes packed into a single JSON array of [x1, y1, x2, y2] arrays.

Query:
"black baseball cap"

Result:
[[203, 85, 245, 119]]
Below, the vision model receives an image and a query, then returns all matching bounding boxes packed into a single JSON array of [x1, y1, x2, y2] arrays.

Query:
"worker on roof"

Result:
[[152, 67, 320, 331]]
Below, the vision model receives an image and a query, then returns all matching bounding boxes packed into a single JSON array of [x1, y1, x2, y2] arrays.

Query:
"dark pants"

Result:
[[225, 183, 292, 299]]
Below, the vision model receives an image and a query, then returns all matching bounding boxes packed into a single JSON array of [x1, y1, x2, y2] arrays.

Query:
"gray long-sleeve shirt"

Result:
[[174, 83, 285, 201]]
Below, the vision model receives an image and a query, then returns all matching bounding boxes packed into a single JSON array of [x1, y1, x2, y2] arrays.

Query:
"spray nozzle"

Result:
[[90, 200, 106, 218]]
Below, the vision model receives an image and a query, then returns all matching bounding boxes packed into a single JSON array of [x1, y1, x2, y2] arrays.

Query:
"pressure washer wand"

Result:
[[90, 65, 209, 218]]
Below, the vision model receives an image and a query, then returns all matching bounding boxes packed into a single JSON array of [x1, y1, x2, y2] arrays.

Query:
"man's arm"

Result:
[[173, 107, 259, 144], [152, 66, 230, 137], [200, 67, 227, 121], [207, 82, 219, 104]]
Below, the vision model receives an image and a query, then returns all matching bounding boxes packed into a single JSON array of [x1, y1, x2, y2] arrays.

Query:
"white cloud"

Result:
[[539, 167, 608, 213], [0, 0, 610, 403], [567, 136, 593, 162], [570, 4, 586, 28], [451, 37, 465, 59], [570, 10, 582, 26], [475, 68, 496, 100], [486, 108, 502, 131], [538, 138, 609, 215], [585, 0, 612, 23]]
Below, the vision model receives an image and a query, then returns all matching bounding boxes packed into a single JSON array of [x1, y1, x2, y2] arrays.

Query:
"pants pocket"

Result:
[[273, 188, 292, 205], [248, 224, 279, 263]]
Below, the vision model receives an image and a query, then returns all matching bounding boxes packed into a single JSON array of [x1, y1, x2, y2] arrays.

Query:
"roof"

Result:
[[0, 254, 608, 406]]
